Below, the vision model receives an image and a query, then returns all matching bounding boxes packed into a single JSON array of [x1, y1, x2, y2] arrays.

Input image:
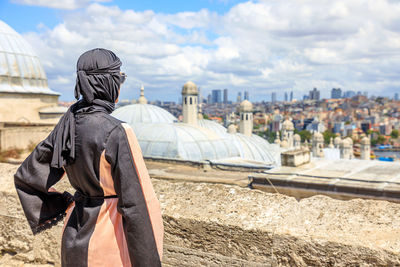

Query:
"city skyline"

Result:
[[2, 0, 400, 101]]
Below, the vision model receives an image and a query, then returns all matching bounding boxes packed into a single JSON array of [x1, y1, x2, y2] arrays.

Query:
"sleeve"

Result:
[[14, 131, 74, 235], [105, 123, 163, 267]]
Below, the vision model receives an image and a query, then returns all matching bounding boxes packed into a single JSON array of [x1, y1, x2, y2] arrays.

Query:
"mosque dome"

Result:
[[228, 133, 280, 165], [293, 134, 301, 141], [280, 138, 289, 148], [341, 138, 350, 148], [313, 132, 324, 141], [182, 81, 198, 95], [345, 137, 353, 145], [132, 123, 239, 161], [334, 136, 341, 145], [282, 119, 294, 131], [0, 20, 58, 95], [227, 124, 237, 134], [112, 103, 177, 124], [240, 100, 253, 112], [361, 136, 370, 145], [198, 119, 228, 137]]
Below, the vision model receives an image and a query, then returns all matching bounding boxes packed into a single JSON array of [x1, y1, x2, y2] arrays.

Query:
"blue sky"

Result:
[[1, 0, 400, 102], [0, 0, 242, 33]]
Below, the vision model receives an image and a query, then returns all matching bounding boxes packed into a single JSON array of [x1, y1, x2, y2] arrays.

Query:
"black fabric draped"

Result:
[[50, 48, 122, 168]]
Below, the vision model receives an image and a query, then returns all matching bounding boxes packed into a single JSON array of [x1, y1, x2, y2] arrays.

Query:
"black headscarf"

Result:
[[50, 48, 123, 168]]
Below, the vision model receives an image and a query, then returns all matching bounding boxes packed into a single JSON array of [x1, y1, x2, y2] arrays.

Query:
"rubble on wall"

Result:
[[1, 163, 400, 266]]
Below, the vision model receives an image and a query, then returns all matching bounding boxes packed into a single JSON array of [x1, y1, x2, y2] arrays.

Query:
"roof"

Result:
[[132, 123, 239, 161], [112, 103, 177, 124], [240, 100, 253, 112], [0, 20, 59, 95], [182, 81, 198, 95]]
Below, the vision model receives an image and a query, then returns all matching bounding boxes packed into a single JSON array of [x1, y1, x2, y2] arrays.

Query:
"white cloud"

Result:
[[12, 0, 110, 10], [20, 0, 400, 101]]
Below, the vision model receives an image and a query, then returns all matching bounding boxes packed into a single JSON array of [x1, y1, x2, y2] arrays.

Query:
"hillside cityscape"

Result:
[[110, 87, 400, 161]]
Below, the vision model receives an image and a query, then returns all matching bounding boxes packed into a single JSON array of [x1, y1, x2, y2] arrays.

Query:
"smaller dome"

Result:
[[282, 119, 294, 131], [345, 137, 353, 145], [182, 81, 198, 95], [334, 136, 341, 145], [240, 100, 253, 112], [227, 124, 237, 134], [341, 139, 350, 148], [313, 132, 323, 141], [280, 138, 289, 148], [361, 136, 370, 145], [112, 103, 177, 124], [293, 134, 301, 141], [274, 132, 281, 144]]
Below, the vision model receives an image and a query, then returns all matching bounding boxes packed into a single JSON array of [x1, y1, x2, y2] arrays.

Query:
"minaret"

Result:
[[360, 136, 371, 160], [312, 132, 324, 158], [138, 84, 147, 104], [239, 100, 253, 137], [182, 81, 198, 125], [274, 131, 281, 145], [328, 137, 334, 148], [282, 118, 294, 148]]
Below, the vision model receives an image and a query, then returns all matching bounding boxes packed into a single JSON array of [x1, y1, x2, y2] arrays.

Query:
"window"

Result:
[[246, 114, 248, 120], [185, 97, 187, 104], [190, 97, 192, 104]]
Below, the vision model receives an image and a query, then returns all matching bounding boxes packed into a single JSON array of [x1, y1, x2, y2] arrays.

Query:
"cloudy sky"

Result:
[[1, 0, 400, 101]]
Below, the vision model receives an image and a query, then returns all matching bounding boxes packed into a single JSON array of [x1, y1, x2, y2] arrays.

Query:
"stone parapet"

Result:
[[1, 163, 400, 266]]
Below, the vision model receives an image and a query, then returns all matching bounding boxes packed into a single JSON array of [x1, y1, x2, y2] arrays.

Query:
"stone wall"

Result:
[[1, 163, 400, 266], [0, 93, 59, 124], [0, 125, 53, 151]]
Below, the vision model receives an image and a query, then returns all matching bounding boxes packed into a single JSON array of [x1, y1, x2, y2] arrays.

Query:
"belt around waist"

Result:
[[74, 191, 118, 201]]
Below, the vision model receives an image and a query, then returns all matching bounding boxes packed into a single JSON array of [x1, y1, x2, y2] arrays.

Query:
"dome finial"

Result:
[[138, 84, 147, 104]]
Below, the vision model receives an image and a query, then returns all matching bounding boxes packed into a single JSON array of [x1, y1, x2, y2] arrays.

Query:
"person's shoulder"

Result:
[[103, 115, 133, 137]]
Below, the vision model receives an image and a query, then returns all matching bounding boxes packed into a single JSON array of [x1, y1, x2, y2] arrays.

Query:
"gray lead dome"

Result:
[[0, 20, 58, 95]]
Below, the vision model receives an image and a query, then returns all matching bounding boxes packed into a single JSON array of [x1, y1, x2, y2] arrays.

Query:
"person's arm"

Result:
[[14, 131, 73, 235], [105, 123, 163, 266]]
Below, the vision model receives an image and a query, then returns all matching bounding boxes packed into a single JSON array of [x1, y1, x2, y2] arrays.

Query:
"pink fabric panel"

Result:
[[121, 123, 164, 260]]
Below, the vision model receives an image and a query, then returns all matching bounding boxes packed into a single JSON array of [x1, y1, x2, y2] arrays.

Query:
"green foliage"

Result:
[[371, 138, 378, 147], [323, 130, 336, 144], [258, 129, 277, 143], [391, 129, 399, 139], [377, 135, 386, 144], [203, 114, 209, 120], [298, 130, 312, 142]]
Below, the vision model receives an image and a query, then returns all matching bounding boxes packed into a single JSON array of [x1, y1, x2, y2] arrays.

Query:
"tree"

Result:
[[298, 130, 312, 142], [377, 135, 386, 144], [323, 130, 336, 145], [391, 129, 399, 139]]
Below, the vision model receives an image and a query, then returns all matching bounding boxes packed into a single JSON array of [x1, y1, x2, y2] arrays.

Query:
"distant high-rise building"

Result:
[[395, 93, 399, 101], [309, 88, 320, 100], [344, 90, 356, 98], [244, 91, 249, 100], [223, 89, 228, 104], [237, 92, 242, 103], [207, 94, 211, 104], [331, 88, 342, 99], [290, 91, 293, 102], [211, 89, 222, 104], [271, 92, 277, 103], [284, 92, 288, 102]]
